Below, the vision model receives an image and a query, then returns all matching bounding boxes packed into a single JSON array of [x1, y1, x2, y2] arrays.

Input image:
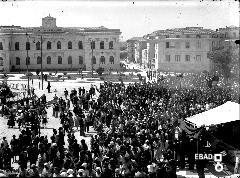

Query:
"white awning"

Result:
[[186, 101, 240, 128]]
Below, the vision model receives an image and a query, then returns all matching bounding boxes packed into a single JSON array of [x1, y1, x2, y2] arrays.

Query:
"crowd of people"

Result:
[[0, 76, 239, 177]]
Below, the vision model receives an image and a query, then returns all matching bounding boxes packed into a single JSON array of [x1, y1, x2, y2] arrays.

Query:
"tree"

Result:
[[96, 67, 104, 76], [208, 48, 239, 81]]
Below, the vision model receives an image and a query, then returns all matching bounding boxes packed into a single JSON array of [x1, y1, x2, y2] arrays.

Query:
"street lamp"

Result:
[[26, 33, 30, 95], [89, 40, 94, 78], [28, 34, 44, 90]]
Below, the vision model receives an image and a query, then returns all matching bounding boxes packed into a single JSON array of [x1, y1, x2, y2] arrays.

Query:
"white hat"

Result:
[[81, 163, 87, 168], [67, 169, 74, 175]]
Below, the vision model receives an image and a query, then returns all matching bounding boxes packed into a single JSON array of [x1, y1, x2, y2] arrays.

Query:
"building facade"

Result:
[[126, 37, 147, 64], [144, 27, 223, 73], [0, 15, 121, 72]]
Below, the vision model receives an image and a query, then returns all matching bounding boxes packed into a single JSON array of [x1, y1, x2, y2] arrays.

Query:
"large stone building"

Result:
[[126, 37, 147, 64], [144, 27, 222, 73], [0, 15, 121, 72]]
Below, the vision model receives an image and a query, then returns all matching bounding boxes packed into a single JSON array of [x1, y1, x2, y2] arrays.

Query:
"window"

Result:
[[109, 56, 114, 64], [0, 57, 3, 66], [196, 34, 201, 38], [57, 41, 61, 49], [79, 56, 83, 64], [36, 42, 40, 50], [68, 56, 72, 64], [15, 42, 19, 50], [197, 41, 201, 49], [16, 57, 20, 65], [233, 32, 237, 38], [0, 42, 3, 50], [176, 35, 180, 38], [37, 56, 41, 64], [47, 41, 51, 50], [68, 41, 72, 49], [196, 55, 201, 62], [185, 42, 190, 48], [47, 56, 51, 64], [100, 41, 104, 49], [78, 41, 83, 49], [109, 41, 113, 49], [175, 41, 180, 49], [165, 35, 169, 38], [92, 56, 96, 64], [91, 41, 95, 49], [166, 42, 170, 48], [26, 42, 30, 50], [100, 56, 105, 64], [165, 55, 170, 62], [175, 55, 180, 62], [185, 55, 190, 62], [58, 56, 62, 64], [26, 57, 30, 65]]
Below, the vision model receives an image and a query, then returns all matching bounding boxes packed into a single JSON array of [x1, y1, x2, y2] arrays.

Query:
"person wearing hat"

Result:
[[30, 164, 40, 177], [67, 169, 74, 177], [10, 135, 18, 163]]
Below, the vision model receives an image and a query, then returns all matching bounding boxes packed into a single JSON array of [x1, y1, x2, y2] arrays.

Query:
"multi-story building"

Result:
[[0, 15, 121, 72], [144, 27, 222, 73], [126, 37, 147, 64]]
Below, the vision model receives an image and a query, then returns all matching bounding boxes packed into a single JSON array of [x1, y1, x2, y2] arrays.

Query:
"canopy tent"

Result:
[[186, 101, 240, 128]]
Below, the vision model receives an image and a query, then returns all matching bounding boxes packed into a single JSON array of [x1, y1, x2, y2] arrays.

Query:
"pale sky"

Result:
[[0, 0, 238, 40]]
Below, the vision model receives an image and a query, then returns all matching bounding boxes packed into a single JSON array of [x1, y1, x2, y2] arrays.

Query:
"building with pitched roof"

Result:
[[0, 15, 121, 72]]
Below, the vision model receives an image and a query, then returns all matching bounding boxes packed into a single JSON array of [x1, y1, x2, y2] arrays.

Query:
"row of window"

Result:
[[15, 56, 115, 65], [13, 41, 114, 51], [165, 55, 201, 62], [165, 34, 202, 38], [165, 41, 201, 49], [0, 57, 3, 66]]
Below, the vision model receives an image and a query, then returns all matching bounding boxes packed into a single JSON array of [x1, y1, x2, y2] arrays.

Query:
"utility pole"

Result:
[[26, 33, 30, 95], [41, 35, 43, 90], [91, 41, 94, 78]]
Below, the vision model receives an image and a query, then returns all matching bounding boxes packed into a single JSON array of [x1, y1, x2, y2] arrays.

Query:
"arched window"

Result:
[[57, 41, 61, 49], [100, 41, 104, 49], [15, 42, 19, 50], [36, 42, 40, 50], [58, 56, 62, 64], [68, 56, 72, 64], [26, 42, 30, 50], [47, 41, 51, 50], [78, 41, 83, 49], [109, 56, 114, 64], [16, 57, 20, 65], [0, 57, 3, 66], [91, 41, 95, 49], [0, 42, 3, 50], [196, 34, 201, 38], [109, 41, 113, 49], [47, 56, 51, 64], [26, 57, 30, 65], [37, 56, 41, 64], [100, 56, 105, 64], [79, 56, 83, 64], [92, 56, 96, 64], [68, 41, 72, 49]]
